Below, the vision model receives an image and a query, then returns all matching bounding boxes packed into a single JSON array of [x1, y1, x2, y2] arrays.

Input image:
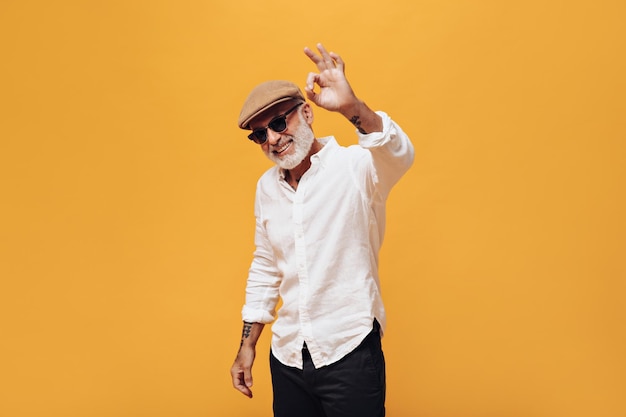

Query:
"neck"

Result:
[[287, 160, 310, 183]]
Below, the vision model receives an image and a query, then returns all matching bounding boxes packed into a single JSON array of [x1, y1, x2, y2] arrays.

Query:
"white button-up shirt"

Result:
[[242, 111, 414, 369]]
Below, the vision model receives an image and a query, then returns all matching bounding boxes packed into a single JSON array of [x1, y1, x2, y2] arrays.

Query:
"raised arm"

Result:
[[303, 43, 383, 134]]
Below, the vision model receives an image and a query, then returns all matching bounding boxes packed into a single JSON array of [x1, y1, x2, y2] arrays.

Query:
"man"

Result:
[[230, 43, 414, 417]]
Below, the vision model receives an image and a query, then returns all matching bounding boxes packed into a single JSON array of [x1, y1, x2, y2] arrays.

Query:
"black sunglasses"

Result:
[[248, 102, 304, 144]]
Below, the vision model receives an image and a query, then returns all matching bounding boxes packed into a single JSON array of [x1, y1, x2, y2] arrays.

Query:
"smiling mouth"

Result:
[[273, 140, 292, 155]]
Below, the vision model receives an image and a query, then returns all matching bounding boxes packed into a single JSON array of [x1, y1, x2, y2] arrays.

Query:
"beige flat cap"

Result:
[[238, 80, 305, 129]]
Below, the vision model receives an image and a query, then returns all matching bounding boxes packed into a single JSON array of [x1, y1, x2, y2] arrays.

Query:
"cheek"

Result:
[[261, 143, 272, 156]]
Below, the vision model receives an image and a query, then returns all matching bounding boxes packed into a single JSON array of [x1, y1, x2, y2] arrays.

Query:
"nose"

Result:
[[265, 128, 282, 145]]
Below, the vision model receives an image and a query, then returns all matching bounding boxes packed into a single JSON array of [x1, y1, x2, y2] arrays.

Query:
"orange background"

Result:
[[1, 1, 625, 416]]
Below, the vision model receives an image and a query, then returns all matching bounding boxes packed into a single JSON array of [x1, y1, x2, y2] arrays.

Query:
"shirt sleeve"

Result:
[[357, 111, 415, 198], [241, 185, 282, 324]]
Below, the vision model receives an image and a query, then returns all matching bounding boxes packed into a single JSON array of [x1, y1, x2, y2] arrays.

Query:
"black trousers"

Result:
[[270, 321, 386, 417]]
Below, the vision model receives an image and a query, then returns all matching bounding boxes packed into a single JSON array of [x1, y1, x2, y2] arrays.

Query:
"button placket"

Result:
[[292, 180, 313, 345]]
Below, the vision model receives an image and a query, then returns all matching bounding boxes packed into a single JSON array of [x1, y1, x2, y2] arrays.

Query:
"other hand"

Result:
[[230, 345, 256, 398]]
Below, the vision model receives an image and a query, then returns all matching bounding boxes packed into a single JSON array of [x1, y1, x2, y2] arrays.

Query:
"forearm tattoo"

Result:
[[239, 322, 253, 348], [349, 115, 368, 134]]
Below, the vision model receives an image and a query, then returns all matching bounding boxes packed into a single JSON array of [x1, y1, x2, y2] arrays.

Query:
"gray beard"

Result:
[[266, 116, 315, 170]]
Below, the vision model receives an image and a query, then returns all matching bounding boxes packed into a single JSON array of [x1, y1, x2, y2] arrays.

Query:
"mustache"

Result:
[[270, 135, 294, 150]]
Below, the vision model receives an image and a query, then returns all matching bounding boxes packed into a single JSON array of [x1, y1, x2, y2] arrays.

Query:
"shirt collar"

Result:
[[311, 136, 337, 167]]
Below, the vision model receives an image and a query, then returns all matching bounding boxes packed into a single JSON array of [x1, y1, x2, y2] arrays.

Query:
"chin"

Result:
[[270, 150, 304, 170], [278, 158, 304, 170]]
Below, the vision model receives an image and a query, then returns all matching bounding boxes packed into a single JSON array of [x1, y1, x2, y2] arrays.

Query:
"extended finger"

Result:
[[316, 43, 334, 66], [329, 52, 345, 71], [304, 46, 325, 68]]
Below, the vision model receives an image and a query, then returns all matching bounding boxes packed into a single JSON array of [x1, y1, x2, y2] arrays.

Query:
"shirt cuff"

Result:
[[242, 305, 275, 324], [357, 111, 393, 148]]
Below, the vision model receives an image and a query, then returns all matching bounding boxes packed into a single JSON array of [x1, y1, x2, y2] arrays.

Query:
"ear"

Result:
[[302, 103, 314, 126]]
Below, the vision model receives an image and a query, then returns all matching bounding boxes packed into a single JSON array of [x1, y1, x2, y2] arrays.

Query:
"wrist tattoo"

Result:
[[349, 115, 367, 134], [239, 322, 253, 348]]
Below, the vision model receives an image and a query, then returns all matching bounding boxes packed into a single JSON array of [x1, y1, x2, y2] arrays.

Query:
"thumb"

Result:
[[244, 368, 253, 387], [304, 72, 319, 102]]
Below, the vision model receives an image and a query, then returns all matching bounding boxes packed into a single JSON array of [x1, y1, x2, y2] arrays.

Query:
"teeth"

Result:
[[275, 141, 291, 154]]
